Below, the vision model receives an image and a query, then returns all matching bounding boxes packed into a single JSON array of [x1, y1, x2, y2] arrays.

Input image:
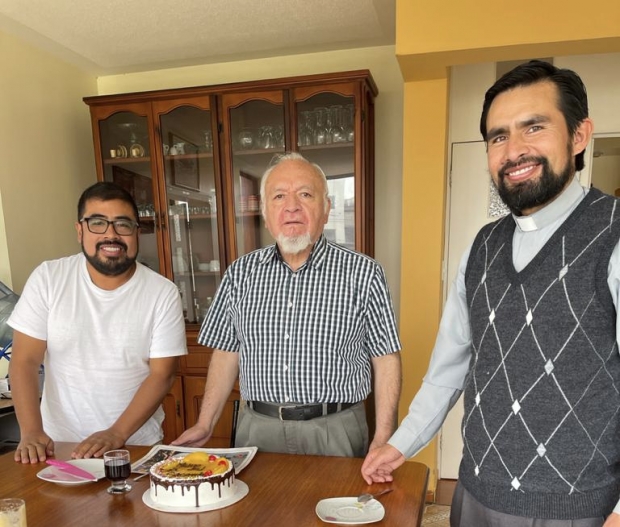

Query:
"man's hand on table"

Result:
[[71, 429, 126, 459], [14, 433, 54, 463], [170, 424, 211, 447], [361, 444, 406, 485]]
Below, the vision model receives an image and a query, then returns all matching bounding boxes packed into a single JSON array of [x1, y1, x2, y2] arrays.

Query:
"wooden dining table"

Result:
[[0, 442, 429, 526]]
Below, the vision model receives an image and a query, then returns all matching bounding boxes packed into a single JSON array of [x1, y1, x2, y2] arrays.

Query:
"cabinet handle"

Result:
[[176, 401, 181, 417], [160, 211, 167, 231]]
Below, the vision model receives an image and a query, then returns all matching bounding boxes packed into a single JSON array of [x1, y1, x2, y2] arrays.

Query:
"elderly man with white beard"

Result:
[[172, 152, 402, 457]]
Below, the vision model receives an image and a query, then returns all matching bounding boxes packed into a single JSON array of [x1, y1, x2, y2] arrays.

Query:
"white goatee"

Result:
[[277, 233, 313, 255]]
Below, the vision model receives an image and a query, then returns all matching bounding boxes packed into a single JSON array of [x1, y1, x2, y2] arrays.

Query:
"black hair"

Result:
[[480, 60, 589, 171], [77, 181, 139, 222]]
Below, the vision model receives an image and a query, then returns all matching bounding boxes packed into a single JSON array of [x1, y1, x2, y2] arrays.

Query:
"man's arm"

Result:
[[369, 352, 402, 450], [362, 246, 473, 483], [71, 356, 179, 459], [9, 330, 54, 463], [171, 349, 239, 447]]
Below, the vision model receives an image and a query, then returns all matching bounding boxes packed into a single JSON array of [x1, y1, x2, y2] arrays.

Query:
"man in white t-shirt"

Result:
[[8, 182, 187, 463]]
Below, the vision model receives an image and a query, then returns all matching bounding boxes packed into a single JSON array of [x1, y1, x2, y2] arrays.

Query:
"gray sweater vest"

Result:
[[462, 188, 620, 519]]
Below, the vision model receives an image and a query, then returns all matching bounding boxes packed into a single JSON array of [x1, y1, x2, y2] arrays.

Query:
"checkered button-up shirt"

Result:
[[198, 236, 401, 404]]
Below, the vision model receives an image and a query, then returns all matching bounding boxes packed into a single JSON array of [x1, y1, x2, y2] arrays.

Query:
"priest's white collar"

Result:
[[513, 177, 586, 233]]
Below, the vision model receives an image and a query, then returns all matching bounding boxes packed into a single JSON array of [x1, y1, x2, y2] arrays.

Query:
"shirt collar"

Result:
[[258, 234, 328, 269], [513, 177, 585, 233]]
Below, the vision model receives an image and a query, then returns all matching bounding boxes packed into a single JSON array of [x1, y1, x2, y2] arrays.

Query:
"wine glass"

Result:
[[104, 449, 132, 494], [344, 104, 355, 142], [313, 107, 329, 145], [298, 110, 313, 146], [329, 105, 345, 143], [258, 125, 275, 149]]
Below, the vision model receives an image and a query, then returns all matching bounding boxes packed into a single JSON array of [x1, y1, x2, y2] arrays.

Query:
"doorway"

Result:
[[585, 134, 620, 193]]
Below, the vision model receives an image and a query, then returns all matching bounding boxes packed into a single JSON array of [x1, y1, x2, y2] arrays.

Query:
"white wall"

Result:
[[591, 154, 620, 195], [557, 54, 620, 134], [449, 52, 620, 147], [95, 46, 404, 317], [0, 30, 97, 293]]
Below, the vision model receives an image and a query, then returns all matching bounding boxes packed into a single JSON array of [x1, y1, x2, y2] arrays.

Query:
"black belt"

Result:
[[247, 401, 356, 421]]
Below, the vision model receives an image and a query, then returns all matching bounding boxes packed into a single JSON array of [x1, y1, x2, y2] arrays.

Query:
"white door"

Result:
[[439, 141, 504, 478]]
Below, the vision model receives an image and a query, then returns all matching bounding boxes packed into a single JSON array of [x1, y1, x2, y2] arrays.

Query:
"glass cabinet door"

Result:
[[157, 103, 221, 325], [295, 92, 356, 250], [86, 72, 376, 329], [222, 93, 285, 258], [98, 110, 162, 273]]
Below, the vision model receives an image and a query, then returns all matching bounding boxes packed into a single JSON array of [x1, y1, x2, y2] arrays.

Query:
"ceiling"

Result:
[[0, 0, 395, 76]]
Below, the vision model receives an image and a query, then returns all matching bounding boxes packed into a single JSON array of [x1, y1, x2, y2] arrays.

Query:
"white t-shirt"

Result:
[[8, 253, 187, 445]]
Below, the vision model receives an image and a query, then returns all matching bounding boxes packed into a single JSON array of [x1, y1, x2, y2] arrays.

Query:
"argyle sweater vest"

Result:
[[461, 188, 620, 519]]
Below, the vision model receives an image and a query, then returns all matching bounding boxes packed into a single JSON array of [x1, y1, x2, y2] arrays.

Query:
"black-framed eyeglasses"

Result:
[[80, 216, 139, 236]]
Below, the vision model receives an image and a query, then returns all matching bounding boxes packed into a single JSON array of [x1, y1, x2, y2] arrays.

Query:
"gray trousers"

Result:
[[450, 482, 606, 527], [234, 401, 368, 457]]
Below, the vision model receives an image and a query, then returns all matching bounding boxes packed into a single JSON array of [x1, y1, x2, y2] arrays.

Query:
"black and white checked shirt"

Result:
[[198, 236, 401, 404]]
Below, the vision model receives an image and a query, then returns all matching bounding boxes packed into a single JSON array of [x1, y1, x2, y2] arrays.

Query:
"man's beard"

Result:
[[276, 233, 313, 255], [82, 240, 137, 276], [495, 149, 574, 216]]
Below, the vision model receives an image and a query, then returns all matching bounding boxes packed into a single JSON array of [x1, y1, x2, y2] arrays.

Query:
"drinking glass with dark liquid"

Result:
[[103, 449, 132, 494]]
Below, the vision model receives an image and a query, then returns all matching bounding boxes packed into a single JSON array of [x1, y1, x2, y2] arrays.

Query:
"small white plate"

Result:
[[37, 459, 105, 486], [142, 480, 249, 513], [316, 497, 385, 524]]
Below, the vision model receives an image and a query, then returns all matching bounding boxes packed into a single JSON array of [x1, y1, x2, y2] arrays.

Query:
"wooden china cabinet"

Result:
[[83, 70, 378, 445]]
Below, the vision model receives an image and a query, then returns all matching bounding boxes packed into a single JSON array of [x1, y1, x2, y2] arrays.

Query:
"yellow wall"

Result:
[[0, 30, 97, 292], [397, 0, 620, 81], [399, 78, 449, 475], [396, 0, 620, 491]]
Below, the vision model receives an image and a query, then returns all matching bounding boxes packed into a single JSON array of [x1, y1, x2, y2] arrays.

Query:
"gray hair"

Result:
[[260, 152, 330, 216]]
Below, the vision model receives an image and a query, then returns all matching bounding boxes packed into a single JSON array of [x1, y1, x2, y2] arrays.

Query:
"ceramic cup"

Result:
[[210, 260, 220, 272]]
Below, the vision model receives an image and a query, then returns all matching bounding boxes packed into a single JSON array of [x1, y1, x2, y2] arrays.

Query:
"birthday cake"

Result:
[[149, 452, 236, 508]]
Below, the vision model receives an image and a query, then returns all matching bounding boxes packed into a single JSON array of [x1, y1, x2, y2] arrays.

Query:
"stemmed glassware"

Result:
[[329, 105, 346, 143], [344, 104, 355, 142], [298, 111, 313, 146], [104, 449, 132, 494], [258, 125, 275, 149], [273, 124, 285, 148], [313, 107, 329, 145]]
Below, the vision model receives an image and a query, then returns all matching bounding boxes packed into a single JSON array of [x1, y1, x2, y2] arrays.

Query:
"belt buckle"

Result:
[[278, 405, 296, 421]]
